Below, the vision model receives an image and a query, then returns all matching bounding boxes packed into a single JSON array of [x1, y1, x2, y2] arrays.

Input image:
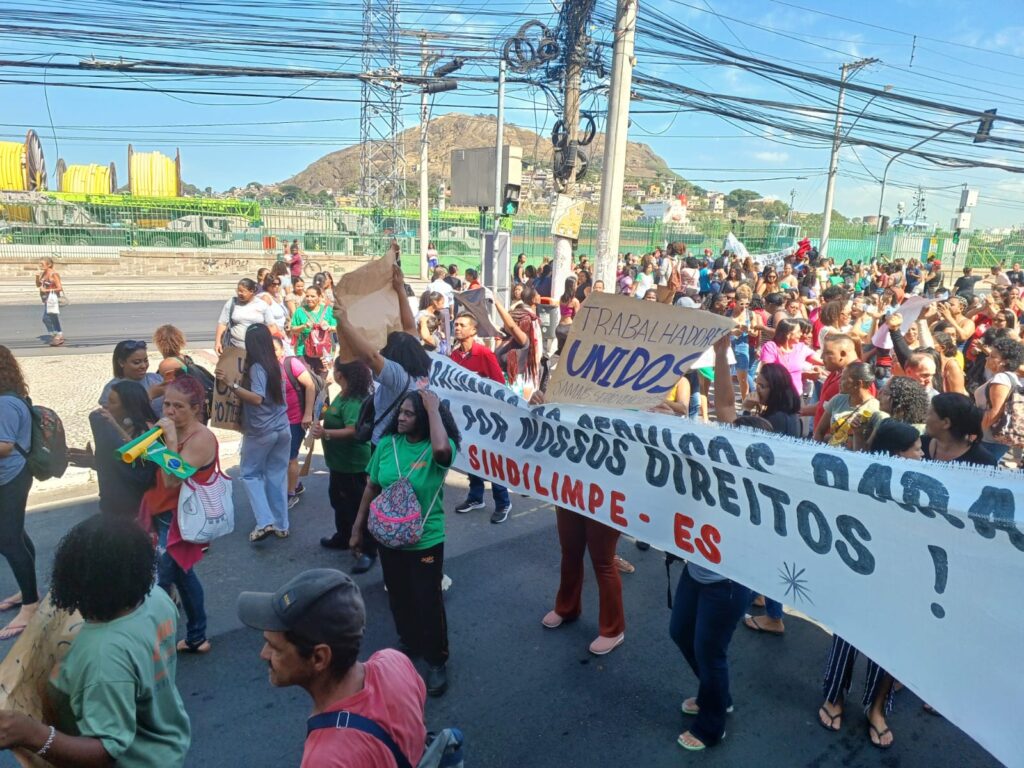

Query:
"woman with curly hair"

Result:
[[0, 345, 39, 640], [0, 514, 190, 764], [350, 388, 460, 698], [868, 376, 930, 437], [140, 375, 218, 654]]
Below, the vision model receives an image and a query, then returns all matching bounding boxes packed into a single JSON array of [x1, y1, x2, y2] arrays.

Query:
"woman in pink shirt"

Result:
[[759, 318, 822, 395]]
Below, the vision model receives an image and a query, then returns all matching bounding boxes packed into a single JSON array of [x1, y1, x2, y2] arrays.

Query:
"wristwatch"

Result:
[[231, 382, 240, 392]]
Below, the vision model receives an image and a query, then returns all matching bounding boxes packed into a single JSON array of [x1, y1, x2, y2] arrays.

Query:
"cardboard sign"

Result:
[[430, 352, 1024, 768], [546, 292, 735, 408], [0, 595, 83, 767], [211, 346, 246, 432], [334, 251, 402, 355]]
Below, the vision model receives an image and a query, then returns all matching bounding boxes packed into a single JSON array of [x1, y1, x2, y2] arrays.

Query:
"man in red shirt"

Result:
[[450, 312, 511, 523], [287, 241, 304, 281], [464, 268, 482, 291], [238, 569, 427, 768]]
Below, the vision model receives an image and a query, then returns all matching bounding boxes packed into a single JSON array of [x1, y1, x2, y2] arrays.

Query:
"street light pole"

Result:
[[872, 118, 980, 259], [820, 57, 878, 262]]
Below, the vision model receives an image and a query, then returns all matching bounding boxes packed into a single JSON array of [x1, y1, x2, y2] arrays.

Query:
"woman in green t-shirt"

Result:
[[351, 388, 460, 698], [288, 286, 336, 374], [310, 359, 374, 565], [0, 515, 190, 766]]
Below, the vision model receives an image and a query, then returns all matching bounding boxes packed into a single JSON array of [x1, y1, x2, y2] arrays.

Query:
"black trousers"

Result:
[[377, 541, 448, 667], [0, 466, 38, 604], [328, 470, 375, 557]]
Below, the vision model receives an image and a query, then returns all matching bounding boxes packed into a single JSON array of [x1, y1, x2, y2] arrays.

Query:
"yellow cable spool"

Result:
[[0, 141, 27, 191], [128, 145, 180, 197], [62, 163, 115, 194]]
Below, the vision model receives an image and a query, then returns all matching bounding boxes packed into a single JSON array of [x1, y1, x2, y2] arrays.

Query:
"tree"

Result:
[[725, 188, 761, 215], [760, 200, 790, 220]]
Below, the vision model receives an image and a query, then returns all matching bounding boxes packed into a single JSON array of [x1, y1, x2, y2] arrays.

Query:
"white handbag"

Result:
[[177, 457, 234, 543], [45, 291, 60, 314]]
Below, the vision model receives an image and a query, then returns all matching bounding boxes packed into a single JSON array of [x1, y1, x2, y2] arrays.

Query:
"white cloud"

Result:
[[753, 151, 790, 163]]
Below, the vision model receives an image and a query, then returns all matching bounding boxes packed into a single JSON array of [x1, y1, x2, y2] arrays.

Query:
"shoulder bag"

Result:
[[177, 454, 235, 543], [368, 438, 444, 549]]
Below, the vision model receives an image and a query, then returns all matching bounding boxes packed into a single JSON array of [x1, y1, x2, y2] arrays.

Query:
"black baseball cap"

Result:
[[237, 569, 365, 645]]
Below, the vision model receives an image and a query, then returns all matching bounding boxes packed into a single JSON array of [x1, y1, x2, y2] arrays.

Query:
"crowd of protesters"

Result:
[[0, 237, 1019, 765]]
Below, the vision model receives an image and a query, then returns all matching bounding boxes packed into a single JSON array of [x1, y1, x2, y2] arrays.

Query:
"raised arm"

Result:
[[712, 334, 737, 425], [420, 389, 453, 466], [493, 296, 528, 346]]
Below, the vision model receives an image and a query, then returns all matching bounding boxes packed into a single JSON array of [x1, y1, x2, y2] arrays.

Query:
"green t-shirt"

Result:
[[322, 394, 372, 473], [290, 305, 335, 356], [367, 434, 455, 551], [49, 589, 191, 767]]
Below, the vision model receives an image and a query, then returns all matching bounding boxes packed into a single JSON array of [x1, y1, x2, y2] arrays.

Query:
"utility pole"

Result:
[[595, 0, 638, 291], [419, 34, 431, 279], [787, 188, 796, 223], [494, 60, 506, 233], [820, 57, 877, 261], [552, 0, 596, 299]]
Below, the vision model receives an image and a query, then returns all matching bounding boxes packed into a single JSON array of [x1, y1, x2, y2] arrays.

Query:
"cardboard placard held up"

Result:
[[0, 595, 83, 767], [211, 346, 246, 432], [334, 250, 403, 358], [547, 292, 735, 408]]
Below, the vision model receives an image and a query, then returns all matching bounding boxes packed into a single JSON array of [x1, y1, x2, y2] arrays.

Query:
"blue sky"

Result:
[[3, 0, 1024, 229]]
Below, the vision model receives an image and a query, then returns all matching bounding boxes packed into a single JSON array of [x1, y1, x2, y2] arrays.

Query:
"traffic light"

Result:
[[502, 183, 521, 216]]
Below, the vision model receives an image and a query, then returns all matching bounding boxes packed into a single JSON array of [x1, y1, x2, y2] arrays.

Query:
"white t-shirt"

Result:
[[634, 271, 656, 297], [429, 279, 455, 308], [218, 297, 276, 347], [975, 371, 1019, 441]]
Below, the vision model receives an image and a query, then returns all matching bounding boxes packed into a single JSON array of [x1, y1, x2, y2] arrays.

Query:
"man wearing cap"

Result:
[[238, 569, 426, 767]]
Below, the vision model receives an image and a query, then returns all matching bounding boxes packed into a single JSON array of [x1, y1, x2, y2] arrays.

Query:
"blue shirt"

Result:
[[698, 268, 712, 293], [241, 363, 288, 433], [0, 395, 31, 485], [371, 359, 416, 446]]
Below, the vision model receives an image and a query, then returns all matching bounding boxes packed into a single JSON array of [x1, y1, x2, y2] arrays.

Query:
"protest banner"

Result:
[[546, 292, 735, 408], [429, 352, 1024, 768], [0, 595, 83, 767], [334, 250, 402, 355], [211, 346, 245, 432]]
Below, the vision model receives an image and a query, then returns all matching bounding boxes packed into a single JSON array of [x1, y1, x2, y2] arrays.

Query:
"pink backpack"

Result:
[[368, 439, 444, 548]]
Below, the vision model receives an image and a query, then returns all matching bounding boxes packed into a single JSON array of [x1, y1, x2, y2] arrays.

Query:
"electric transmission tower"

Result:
[[359, 0, 405, 209]]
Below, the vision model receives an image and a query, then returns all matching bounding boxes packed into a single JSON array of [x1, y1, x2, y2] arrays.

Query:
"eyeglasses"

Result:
[[272, 280, 282, 286]]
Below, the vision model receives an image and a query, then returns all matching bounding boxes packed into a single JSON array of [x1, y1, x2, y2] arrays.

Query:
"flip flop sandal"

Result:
[[681, 698, 735, 716], [613, 555, 635, 574], [676, 731, 724, 751], [868, 723, 894, 750], [818, 705, 842, 732], [273, 528, 290, 539], [744, 614, 784, 635], [249, 525, 274, 543], [177, 639, 212, 654], [0, 624, 27, 641], [0, 599, 22, 612]]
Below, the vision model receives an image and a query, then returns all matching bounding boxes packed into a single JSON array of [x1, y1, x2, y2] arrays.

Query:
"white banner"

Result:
[[429, 354, 1024, 768]]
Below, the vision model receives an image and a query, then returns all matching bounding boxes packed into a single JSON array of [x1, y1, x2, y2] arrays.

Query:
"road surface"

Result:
[[1, 300, 223, 357], [0, 468, 999, 768]]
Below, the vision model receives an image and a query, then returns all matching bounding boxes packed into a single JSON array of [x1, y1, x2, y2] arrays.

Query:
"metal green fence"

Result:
[[1, 194, 1020, 271]]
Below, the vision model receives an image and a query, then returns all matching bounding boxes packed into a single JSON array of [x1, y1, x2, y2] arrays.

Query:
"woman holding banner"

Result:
[[669, 336, 763, 751]]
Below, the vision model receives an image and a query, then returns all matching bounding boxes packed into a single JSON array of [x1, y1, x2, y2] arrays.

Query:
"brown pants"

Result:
[[553, 507, 625, 638]]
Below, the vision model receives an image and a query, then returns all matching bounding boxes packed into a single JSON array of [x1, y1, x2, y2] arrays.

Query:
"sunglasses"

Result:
[[123, 340, 147, 351]]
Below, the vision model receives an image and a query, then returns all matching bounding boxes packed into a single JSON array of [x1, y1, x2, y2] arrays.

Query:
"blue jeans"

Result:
[[764, 597, 783, 620], [467, 474, 510, 508], [241, 427, 291, 531], [669, 565, 752, 746], [42, 308, 62, 335], [155, 512, 207, 646]]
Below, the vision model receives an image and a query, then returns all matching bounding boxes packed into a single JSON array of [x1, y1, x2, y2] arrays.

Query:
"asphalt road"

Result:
[[0, 466, 1000, 768], [0, 300, 223, 357]]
